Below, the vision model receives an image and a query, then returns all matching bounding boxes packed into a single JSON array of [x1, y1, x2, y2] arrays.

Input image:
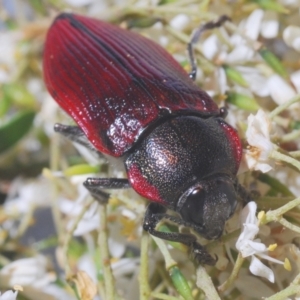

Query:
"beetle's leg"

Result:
[[84, 178, 131, 204], [143, 203, 216, 265], [54, 123, 102, 156], [234, 181, 260, 205], [188, 15, 230, 81]]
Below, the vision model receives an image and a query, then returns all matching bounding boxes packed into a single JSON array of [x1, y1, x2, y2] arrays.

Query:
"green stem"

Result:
[[270, 94, 300, 119], [278, 130, 300, 143], [62, 197, 95, 277], [218, 253, 245, 293], [265, 197, 300, 223], [269, 150, 300, 172], [152, 236, 177, 269], [289, 150, 300, 158], [277, 217, 300, 234], [98, 204, 116, 300], [265, 272, 300, 300], [139, 231, 151, 300], [151, 293, 184, 300]]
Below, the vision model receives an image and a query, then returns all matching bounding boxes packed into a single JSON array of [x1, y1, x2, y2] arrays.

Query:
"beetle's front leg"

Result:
[[84, 178, 131, 204], [143, 203, 217, 266], [234, 180, 259, 206]]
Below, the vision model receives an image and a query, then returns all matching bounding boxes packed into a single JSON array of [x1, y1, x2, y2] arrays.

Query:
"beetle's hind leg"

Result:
[[84, 178, 131, 204], [143, 202, 217, 266]]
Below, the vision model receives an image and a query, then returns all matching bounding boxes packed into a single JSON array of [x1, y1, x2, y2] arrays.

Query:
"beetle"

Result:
[[43, 13, 248, 265]]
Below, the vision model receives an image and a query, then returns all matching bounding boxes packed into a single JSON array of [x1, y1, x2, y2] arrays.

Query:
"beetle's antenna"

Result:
[[188, 15, 230, 81]]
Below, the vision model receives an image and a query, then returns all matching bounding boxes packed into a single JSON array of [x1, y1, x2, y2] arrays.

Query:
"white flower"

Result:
[[0, 256, 54, 288], [283, 26, 300, 52], [267, 74, 297, 105], [261, 11, 279, 39], [0, 31, 21, 83], [244, 9, 264, 41], [291, 70, 300, 93], [0, 290, 18, 300], [236, 202, 284, 283], [244, 109, 274, 173], [59, 181, 100, 236], [170, 14, 190, 30]]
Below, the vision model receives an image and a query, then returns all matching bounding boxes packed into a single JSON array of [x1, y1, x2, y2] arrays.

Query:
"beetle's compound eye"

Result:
[[181, 187, 206, 226], [179, 177, 237, 240]]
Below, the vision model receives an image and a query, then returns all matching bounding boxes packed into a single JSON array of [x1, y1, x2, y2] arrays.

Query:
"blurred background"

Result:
[[0, 0, 300, 299]]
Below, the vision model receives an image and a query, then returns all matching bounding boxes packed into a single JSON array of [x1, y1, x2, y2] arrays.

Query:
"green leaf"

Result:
[[64, 164, 100, 176], [257, 173, 294, 197], [251, 0, 289, 13], [28, 0, 47, 15], [127, 17, 160, 28], [0, 95, 10, 117], [223, 65, 248, 87], [159, 0, 177, 4], [259, 48, 288, 78], [226, 92, 260, 111], [2, 83, 36, 108], [0, 110, 35, 154]]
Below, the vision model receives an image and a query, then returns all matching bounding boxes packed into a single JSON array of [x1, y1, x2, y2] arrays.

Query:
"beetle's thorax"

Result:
[[125, 115, 240, 208]]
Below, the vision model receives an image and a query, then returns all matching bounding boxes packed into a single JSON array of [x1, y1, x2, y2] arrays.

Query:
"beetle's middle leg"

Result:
[[84, 178, 131, 204]]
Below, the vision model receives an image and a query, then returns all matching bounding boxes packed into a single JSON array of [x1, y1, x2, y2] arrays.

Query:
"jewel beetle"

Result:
[[43, 13, 247, 265]]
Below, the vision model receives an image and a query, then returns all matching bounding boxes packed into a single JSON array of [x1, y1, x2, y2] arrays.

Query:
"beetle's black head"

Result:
[[178, 176, 237, 240]]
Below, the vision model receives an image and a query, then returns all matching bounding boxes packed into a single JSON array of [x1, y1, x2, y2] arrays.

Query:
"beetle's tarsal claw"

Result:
[[190, 242, 217, 266]]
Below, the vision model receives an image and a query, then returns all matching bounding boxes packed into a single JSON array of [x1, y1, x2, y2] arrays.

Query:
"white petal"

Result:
[[244, 9, 264, 40], [241, 201, 257, 225], [225, 45, 254, 64], [0, 291, 18, 300], [291, 70, 300, 93], [215, 67, 228, 94], [261, 11, 279, 39], [235, 66, 269, 97], [202, 35, 221, 60], [170, 14, 190, 30], [112, 258, 140, 277], [279, 0, 300, 8], [249, 256, 275, 282], [64, 0, 94, 6], [237, 239, 267, 257], [279, 0, 300, 6], [0, 256, 52, 287], [252, 161, 273, 173], [267, 74, 296, 105], [246, 110, 271, 142], [257, 253, 284, 265], [109, 237, 126, 258], [236, 224, 259, 251], [283, 26, 300, 52]]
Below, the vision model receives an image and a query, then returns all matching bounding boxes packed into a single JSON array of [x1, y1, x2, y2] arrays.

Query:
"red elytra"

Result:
[[43, 13, 221, 157], [43, 13, 244, 266]]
